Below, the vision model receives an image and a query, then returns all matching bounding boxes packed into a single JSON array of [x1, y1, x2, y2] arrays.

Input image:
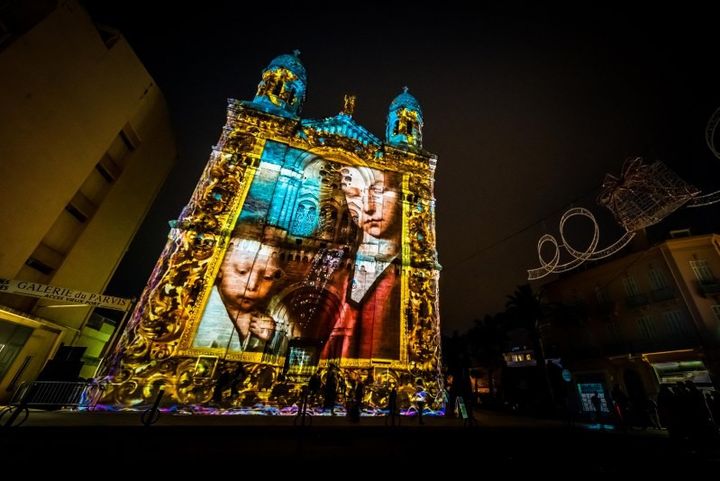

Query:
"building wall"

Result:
[[662, 236, 720, 341], [0, 1, 176, 393], [542, 233, 720, 401]]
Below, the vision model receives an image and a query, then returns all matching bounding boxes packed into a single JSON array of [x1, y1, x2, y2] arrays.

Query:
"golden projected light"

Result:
[[100, 55, 442, 415]]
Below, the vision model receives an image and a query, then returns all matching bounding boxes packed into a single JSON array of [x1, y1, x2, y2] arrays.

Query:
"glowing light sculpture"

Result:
[[100, 53, 443, 414], [528, 208, 636, 280], [530, 101, 720, 280], [529, 158, 699, 280], [597, 158, 699, 232]]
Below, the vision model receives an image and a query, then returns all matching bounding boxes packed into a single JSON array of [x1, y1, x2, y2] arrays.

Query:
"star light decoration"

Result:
[[528, 106, 720, 280]]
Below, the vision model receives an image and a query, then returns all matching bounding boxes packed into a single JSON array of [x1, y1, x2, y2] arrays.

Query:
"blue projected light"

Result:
[[386, 87, 423, 149]]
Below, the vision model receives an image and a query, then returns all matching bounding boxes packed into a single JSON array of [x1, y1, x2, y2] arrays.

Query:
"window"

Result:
[[80, 167, 113, 204], [95, 163, 114, 183], [577, 383, 610, 413], [663, 310, 689, 336], [712, 305, 720, 323], [25, 257, 53, 275], [292, 201, 316, 237], [648, 267, 669, 290], [65, 204, 88, 223], [107, 131, 132, 166], [690, 259, 715, 283], [637, 315, 656, 340], [119, 130, 136, 151], [669, 228, 691, 238], [97, 154, 122, 181], [623, 276, 640, 297], [85, 311, 116, 330]]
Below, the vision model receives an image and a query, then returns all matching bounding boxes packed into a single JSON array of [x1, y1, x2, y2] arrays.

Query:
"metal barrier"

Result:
[[0, 380, 104, 427]]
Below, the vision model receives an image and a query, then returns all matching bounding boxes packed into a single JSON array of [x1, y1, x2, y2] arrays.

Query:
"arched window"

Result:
[[292, 201, 316, 237]]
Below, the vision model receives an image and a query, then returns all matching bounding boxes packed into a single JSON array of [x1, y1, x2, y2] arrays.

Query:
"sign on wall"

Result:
[[0, 278, 132, 312]]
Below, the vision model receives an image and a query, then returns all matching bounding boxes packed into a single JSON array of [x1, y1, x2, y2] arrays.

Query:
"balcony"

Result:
[[650, 286, 676, 302], [625, 294, 649, 308], [698, 280, 720, 297]]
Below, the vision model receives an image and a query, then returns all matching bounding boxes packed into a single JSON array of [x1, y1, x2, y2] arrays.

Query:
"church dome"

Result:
[[386, 87, 424, 150], [251, 51, 307, 117], [266, 52, 307, 84], [389, 88, 423, 117]]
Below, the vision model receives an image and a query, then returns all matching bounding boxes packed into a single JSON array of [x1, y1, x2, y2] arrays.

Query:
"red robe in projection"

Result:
[[324, 261, 401, 360]]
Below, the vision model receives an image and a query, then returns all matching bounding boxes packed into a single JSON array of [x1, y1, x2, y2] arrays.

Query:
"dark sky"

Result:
[[84, 1, 720, 333]]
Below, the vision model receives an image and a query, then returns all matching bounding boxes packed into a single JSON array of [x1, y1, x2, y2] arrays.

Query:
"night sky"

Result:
[[84, 2, 720, 333]]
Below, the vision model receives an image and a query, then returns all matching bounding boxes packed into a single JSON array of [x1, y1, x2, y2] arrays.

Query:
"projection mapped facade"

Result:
[[102, 53, 442, 413]]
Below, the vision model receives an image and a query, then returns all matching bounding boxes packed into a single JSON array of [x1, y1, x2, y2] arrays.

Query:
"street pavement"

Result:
[[1, 407, 718, 473]]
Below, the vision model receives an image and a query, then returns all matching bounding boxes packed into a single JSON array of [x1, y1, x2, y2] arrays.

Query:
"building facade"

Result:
[[542, 233, 720, 414], [0, 0, 176, 399], [102, 53, 443, 413]]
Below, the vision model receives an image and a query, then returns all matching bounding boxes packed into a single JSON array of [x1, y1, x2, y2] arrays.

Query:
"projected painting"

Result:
[[190, 153, 403, 362], [101, 53, 441, 413]]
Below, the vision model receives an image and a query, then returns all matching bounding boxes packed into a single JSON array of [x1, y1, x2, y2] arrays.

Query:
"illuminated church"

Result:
[[102, 52, 442, 413]]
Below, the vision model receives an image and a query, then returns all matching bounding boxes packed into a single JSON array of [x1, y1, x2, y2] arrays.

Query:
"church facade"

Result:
[[102, 53, 442, 413]]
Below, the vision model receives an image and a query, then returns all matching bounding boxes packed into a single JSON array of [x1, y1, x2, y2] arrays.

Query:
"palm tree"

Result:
[[505, 284, 554, 410], [466, 314, 504, 401]]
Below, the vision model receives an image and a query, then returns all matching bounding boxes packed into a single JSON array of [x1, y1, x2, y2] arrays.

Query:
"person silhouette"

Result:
[[591, 391, 603, 426], [388, 385, 398, 426], [308, 369, 321, 406], [350, 378, 364, 422], [212, 368, 233, 405], [323, 368, 338, 415], [414, 389, 427, 425]]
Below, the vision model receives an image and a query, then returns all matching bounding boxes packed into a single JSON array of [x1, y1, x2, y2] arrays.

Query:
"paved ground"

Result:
[[1, 408, 718, 473]]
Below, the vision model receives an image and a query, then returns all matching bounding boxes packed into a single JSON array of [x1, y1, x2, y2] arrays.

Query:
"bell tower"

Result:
[[251, 50, 306, 117]]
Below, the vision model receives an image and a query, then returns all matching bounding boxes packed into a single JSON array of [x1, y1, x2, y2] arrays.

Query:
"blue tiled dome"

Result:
[[389, 88, 422, 116], [267, 53, 307, 84]]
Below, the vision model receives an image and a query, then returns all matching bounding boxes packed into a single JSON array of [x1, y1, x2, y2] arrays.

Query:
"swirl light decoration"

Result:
[[528, 208, 636, 280], [529, 106, 720, 280], [529, 158, 696, 280]]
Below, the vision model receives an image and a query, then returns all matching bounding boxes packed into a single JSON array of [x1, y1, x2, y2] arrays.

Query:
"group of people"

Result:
[[306, 368, 369, 418], [193, 162, 404, 362], [657, 382, 720, 444], [302, 368, 435, 424], [586, 381, 720, 442]]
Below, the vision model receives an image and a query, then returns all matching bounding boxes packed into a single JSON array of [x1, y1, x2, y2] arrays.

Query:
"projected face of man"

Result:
[[341, 167, 401, 241], [217, 239, 283, 341]]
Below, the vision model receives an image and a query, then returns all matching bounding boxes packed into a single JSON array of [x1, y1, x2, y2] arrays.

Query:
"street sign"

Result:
[[0, 278, 132, 311]]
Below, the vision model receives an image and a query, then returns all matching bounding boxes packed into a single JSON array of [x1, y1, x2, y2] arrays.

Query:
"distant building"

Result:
[[0, 0, 176, 398], [542, 232, 720, 413]]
